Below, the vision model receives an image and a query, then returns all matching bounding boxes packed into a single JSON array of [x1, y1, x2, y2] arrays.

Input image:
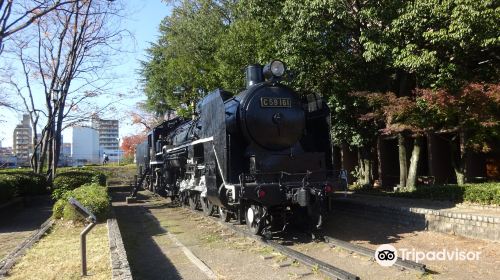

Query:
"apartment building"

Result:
[[12, 114, 32, 166]]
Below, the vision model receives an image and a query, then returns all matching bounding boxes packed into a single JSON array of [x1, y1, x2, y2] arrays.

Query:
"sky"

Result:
[[0, 0, 172, 147]]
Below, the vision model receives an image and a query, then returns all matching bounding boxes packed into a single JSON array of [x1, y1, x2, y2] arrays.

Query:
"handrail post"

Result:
[[68, 198, 97, 277], [81, 221, 96, 276]]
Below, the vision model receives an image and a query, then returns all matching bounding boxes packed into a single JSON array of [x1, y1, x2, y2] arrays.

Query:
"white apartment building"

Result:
[[72, 126, 100, 165]]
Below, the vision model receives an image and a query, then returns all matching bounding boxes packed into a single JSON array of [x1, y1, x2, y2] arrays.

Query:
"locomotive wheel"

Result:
[[188, 192, 199, 210], [245, 205, 264, 235], [201, 197, 214, 216], [218, 206, 231, 222]]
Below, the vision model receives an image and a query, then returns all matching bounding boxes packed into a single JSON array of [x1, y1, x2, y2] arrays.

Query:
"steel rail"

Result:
[[323, 236, 426, 273], [202, 214, 359, 280]]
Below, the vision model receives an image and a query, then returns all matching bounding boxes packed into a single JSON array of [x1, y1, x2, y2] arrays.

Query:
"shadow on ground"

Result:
[[0, 196, 52, 234], [111, 191, 181, 280]]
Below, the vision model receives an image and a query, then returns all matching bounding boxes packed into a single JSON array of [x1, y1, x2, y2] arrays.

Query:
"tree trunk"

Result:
[[405, 137, 422, 191], [46, 125, 54, 184], [37, 128, 49, 174], [30, 135, 39, 173], [376, 137, 383, 187], [357, 146, 373, 187], [450, 131, 467, 185], [398, 134, 407, 189]]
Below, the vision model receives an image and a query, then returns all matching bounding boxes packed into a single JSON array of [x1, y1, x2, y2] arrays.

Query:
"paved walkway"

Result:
[[0, 196, 52, 261]]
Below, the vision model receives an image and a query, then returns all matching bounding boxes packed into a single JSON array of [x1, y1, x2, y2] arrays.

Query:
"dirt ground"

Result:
[[108, 166, 499, 280], [113, 190, 500, 280], [112, 190, 332, 280], [313, 213, 500, 280]]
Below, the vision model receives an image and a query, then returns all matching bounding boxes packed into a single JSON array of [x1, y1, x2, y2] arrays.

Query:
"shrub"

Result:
[[52, 199, 66, 219], [354, 182, 500, 205], [13, 172, 48, 196], [54, 183, 110, 222], [397, 185, 466, 201], [52, 170, 106, 200], [462, 183, 500, 205], [0, 174, 19, 204], [0, 172, 48, 203]]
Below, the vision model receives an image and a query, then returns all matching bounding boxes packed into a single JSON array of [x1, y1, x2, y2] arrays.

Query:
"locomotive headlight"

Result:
[[263, 60, 286, 79]]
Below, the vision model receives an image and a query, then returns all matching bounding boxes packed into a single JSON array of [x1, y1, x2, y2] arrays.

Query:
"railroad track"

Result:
[[323, 236, 426, 273], [177, 205, 359, 280], [207, 216, 359, 280], [143, 191, 427, 279], [185, 206, 428, 279]]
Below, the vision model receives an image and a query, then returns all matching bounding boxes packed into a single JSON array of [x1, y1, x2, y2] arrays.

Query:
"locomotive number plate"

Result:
[[260, 97, 291, 108]]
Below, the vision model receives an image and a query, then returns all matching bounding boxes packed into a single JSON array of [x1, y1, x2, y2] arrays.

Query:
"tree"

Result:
[[142, 0, 499, 188], [416, 84, 500, 185], [381, 95, 429, 190], [388, 0, 499, 90], [121, 134, 147, 159], [5, 0, 127, 181], [141, 0, 227, 117], [385, 0, 500, 185], [128, 101, 166, 132], [0, 0, 77, 55]]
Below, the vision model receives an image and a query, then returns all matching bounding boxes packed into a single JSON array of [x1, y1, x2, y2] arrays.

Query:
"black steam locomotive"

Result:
[[133, 61, 345, 236]]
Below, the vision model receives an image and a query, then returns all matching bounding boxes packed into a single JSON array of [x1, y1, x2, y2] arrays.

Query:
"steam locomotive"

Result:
[[133, 60, 345, 236]]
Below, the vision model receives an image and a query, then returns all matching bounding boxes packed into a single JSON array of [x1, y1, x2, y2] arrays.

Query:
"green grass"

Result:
[[8, 222, 111, 280]]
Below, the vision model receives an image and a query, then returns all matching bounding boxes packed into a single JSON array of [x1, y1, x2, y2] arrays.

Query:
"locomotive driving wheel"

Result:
[[200, 197, 214, 216], [245, 204, 264, 235]]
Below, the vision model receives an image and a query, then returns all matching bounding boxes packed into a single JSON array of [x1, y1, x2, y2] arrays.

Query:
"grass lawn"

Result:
[[8, 221, 111, 280]]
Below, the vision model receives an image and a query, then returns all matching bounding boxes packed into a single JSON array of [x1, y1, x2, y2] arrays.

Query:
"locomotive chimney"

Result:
[[245, 64, 263, 88]]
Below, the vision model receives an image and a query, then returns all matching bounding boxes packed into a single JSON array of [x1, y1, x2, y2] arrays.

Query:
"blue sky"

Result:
[[0, 0, 171, 147]]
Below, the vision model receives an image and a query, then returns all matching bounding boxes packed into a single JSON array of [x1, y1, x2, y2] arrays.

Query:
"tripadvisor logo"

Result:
[[374, 244, 482, 266], [374, 244, 398, 267]]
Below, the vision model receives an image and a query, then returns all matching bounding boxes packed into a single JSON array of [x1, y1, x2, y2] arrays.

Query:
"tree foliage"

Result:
[[121, 134, 147, 158], [141, 0, 500, 185]]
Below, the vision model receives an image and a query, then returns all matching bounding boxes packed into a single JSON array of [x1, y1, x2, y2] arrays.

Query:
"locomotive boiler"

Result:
[[134, 60, 345, 236]]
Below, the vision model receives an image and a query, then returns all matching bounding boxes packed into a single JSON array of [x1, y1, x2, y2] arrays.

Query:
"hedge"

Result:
[[0, 172, 48, 204], [354, 182, 500, 205], [53, 183, 110, 222], [462, 183, 500, 205], [52, 169, 106, 200], [0, 175, 19, 204]]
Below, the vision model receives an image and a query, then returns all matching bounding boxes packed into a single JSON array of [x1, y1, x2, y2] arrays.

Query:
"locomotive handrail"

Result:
[[165, 136, 214, 153], [212, 145, 227, 186], [246, 169, 347, 177], [242, 169, 348, 186]]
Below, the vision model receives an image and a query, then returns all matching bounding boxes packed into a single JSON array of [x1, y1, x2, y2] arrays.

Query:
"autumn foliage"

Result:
[[121, 134, 147, 158]]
